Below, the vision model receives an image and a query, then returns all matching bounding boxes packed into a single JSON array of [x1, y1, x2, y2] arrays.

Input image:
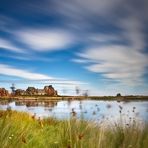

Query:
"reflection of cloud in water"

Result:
[[0, 100, 147, 122]]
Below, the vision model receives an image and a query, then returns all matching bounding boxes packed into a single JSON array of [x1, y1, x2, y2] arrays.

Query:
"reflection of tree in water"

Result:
[[15, 101, 58, 108], [7, 104, 11, 111], [67, 99, 72, 106], [0, 100, 9, 105], [79, 101, 82, 110]]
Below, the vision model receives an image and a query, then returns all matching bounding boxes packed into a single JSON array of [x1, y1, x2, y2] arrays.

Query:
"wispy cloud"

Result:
[[0, 38, 24, 53], [3, 54, 54, 62], [119, 16, 146, 51], [0, 64, 86, 86], [76, 43, 147, 85], [71, 58, 93, 64], [0, 64, 52, 80], [45, 0, 122, 23], [16, 29, 75, 51], [87, 34, 122, 44], [74, 13, 148, 86]]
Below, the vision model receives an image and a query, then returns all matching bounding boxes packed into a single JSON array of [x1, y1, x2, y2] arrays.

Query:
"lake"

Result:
[[0, 100, 148, 123]]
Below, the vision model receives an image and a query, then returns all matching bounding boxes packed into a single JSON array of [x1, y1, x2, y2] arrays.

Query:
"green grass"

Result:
[[0, 110, 147, 148]]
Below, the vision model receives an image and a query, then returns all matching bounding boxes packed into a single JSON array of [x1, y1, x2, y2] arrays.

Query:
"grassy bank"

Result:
[[0, 110, 148, 148], [1, 95, 148, 102]]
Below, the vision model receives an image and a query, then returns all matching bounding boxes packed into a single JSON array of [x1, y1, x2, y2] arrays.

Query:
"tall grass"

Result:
[[0, 110, 147, 148]]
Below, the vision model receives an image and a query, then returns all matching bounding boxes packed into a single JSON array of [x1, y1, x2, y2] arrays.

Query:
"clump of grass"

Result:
[[0, 110, 147, 148]]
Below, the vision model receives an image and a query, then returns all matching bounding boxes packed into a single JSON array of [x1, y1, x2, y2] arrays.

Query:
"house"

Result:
[[26, 87, 37, 95], [12, 85, 58, 96], [15, 89, 26, 96], [37, 89, 46, 95], [44, 85, 58, 96], [0, 88, 9, 97]]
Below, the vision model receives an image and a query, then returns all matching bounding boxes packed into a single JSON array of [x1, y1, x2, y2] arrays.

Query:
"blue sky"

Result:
[[0, 0, 148, 95]]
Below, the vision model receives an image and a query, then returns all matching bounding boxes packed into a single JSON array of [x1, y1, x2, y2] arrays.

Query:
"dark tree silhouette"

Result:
[[117, 93, 121, 97]]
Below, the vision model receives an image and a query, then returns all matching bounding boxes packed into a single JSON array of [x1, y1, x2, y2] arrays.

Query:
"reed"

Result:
[[0, 110, 147, 148]]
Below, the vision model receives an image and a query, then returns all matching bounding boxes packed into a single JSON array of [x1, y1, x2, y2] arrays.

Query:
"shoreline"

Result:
[[0, 95, 148, 101]]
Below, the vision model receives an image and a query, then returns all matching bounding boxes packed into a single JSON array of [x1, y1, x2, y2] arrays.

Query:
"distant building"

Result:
[[37, 89, 46, 95], [26, 87, 37, 95], [24, 85, 58, 96], [15, 89, 26, 96], [0, 88, 9, 97], [44, 85, 58, 96], [0, 85, 59, 97]]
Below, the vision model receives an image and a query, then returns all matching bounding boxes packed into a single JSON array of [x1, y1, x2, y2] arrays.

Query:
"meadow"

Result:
[[0, 110, 147, 148]]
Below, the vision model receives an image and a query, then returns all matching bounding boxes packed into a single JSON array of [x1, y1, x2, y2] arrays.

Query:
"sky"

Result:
[[0, 0, 148, 96]]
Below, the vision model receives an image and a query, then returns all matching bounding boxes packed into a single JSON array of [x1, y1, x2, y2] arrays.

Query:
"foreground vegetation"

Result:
[[0, 110, 147, 148]]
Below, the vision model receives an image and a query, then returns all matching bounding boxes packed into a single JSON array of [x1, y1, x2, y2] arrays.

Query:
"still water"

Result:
[[0, 100, 148, 122]]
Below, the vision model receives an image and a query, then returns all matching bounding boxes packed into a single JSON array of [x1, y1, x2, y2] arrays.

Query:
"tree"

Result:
[[75, 86, 80, 95], [117, 93, 121, 97]]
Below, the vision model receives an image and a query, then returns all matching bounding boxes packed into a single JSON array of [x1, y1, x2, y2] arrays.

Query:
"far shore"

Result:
[[0, 95, 148, 101]]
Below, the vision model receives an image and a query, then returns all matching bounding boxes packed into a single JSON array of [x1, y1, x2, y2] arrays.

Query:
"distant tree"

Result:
[[62, 89, 67, 94], [75, 86, 80, 95], [117, 93, 121, 97], [83, 90, 89, 97], [10, 83, 15, 95]]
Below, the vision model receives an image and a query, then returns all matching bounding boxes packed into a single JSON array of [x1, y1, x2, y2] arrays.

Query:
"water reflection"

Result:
[[15, 101, 57, 107], [0, 100, 147, 122]]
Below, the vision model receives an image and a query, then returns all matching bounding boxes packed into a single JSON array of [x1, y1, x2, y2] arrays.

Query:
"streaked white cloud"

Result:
[[0, 64, 52, 80], [74, 0, 122, 15], [0, 38, 24, 53], [76, 16, 148, 85], [119, 16, 146, 51], [0, 63, 86, 86], [4, 54, 54, 62], [71, 58, 92, 64], [16, 29, 75, 51], [77, 44, 148, 85], [88, 34, 121, 43], [49, 0, 122, 21]]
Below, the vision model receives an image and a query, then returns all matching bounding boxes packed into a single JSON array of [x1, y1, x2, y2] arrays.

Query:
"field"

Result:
[[0, 110, 147, 148]]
